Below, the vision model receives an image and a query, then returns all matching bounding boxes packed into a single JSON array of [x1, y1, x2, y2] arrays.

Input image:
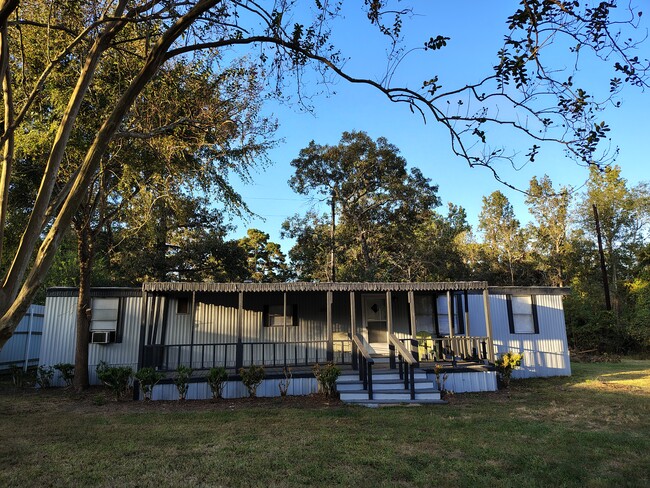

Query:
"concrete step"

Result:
[[336, 378, 433, 392], [343, 398, 447, 408], [339, 388, 441, 402], [337, 371, 428, 383]]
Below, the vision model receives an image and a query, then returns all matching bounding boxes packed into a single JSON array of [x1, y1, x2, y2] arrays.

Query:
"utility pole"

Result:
[[593, 204, 612, 311], [330, 192, 336, 282]]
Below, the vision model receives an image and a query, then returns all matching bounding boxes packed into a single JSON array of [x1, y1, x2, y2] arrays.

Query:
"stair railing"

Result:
[[351, 333, 374, 400], [388, 333, 418, 400]]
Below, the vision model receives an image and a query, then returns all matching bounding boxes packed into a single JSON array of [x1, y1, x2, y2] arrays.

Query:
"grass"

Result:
[[1, 360, 649, 487]]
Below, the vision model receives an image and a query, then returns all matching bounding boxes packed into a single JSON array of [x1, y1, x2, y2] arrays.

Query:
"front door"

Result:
[[363, 295, 388, 344]]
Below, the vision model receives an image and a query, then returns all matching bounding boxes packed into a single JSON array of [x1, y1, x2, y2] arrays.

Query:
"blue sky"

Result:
[[223, 2, 650, 251]]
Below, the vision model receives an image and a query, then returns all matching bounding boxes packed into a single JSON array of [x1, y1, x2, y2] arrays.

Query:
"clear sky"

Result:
[[222, 2, 650, 252]]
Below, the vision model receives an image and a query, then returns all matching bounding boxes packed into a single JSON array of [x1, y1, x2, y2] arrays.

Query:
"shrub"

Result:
[[53, 363, 74, 387], [433, 364, 449, 394], [278, 367, 292, 398], [207, 367, 228, 399], [239, 364, 265, 397], [96, 361, 133, 400], [174, 365, 193, 400], [134, 367, 164, 401], [9, 364, 24, 387], [494, 352, 524, 388], [36, 366, 54, 388], [313, 363, 341, 398]]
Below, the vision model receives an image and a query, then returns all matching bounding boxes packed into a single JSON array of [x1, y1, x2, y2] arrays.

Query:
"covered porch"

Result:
[[138, 281, 496, 373]]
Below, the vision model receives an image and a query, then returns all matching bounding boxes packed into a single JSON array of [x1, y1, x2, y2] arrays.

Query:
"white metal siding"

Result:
[[39, 295, 142, 386], [151, 377, 319, 401], [426, 371, 497, 393], [490, 294, 571, 378], [0, 304, 45, 370]]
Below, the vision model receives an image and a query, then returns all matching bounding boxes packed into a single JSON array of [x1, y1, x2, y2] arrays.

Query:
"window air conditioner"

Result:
[[90, 331, 115, 344]]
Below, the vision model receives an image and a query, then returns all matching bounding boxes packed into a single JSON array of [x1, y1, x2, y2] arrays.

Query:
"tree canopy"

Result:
[[0, 1, 647, 347]]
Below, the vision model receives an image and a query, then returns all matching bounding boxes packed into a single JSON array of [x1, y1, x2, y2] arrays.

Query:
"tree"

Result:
[[0, 1, 647, 346], [478, 191, 525, 285], [525, 175, 572, 286], [287, 131, 440, 281], [238, 228, 291, 283]]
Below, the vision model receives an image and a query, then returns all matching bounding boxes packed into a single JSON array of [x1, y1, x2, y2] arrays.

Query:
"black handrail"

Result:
[[389, 334, 417, 400], [351, 333, 374, 400]]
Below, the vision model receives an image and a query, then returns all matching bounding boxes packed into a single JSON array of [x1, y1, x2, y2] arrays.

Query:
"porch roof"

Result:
[[142, 281, 489, 294]]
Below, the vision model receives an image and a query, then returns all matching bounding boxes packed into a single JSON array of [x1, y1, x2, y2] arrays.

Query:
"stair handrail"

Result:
[[351, 333, 374, 399], [388, 333, 417, 400]]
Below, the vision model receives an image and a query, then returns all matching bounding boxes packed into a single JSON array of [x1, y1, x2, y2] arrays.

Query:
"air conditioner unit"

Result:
[[90, 331, 115, 344]]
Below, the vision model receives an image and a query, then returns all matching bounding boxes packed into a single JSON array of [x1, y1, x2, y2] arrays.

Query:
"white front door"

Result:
[[362, 295, 388, 345]]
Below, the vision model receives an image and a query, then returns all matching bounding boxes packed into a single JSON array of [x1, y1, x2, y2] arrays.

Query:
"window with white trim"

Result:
[[263, 304, 298, 327], [508, 295, 538, 334]]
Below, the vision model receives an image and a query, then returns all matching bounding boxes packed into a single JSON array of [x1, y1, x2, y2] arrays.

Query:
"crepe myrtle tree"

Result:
[[0, 0, 647, 346]]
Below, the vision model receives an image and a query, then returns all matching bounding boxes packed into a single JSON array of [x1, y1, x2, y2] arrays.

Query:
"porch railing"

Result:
[[351, 333, 374, 400], [418, 336, 492, 362], [389, 333, 417, 400], [142, 339, 352, 371]]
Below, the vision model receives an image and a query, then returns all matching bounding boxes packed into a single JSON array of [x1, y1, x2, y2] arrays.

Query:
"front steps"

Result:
[[336, 367, 445, 407]]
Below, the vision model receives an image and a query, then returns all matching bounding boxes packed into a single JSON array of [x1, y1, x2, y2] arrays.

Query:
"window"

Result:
[[507, 295, 539, 334], [435, 294, 464, 336], [263, 304, 298, 327], [90, 298, 120, 332], [177, 297, 189, 314], [90, 297, 123, 343]]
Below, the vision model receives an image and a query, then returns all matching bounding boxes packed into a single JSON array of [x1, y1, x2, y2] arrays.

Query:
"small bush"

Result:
[[53, 363, 74, 387], [239, 364, 265, 397], [36, 366, 54, 388], [494, 352, 524, 388], [433, 364, 449, 394], [278, 367, 292, 398], [9, 364, 24, 387], [96, 361, 133, 400], [135, 367, 164, 401], [313, 363, 341, 398], [207, 367, 228, 399], [174, 365, 193, 400]]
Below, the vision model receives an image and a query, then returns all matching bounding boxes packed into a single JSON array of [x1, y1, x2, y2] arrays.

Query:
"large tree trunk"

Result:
[[74, 221, 93, 391]]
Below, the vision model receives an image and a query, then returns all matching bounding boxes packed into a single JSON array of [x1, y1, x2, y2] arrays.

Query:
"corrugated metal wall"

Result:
[[488, 293, 571, 378], [0, 304, 45, 370], [426, 370, 497, 393], [151, 377, 320, 401], [39, 295, 142, 386], [39, 288, 571, 386]]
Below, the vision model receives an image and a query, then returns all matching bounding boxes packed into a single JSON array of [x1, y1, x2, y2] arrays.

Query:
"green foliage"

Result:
[[239, 365, 265, 398], [238, 228, 292, 282], [433, 364, 449, 393], [312, 363, 341, 398], [174, 365, 193, 400], [53, 363, 75, 387], [206, 367, 229, 399], [96, 362, 134, 400], [135, 367, 164, 401], [36, 366, 54, 388], [494, 352, 524, 388]]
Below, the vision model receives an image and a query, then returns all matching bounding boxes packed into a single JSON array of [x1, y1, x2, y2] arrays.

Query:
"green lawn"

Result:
[[1, 360, 649, 487]]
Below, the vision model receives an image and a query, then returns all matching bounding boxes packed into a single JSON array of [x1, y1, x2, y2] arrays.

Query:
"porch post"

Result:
[[283, 292, 288, 367], [408, 290, 418, 363], [482, 288, 495, 362], [236, 291, 243, 370], [188, 291, 196, 369], [350, 291, 357, 368], [464, 290, 472, 358], [326, 290, 334, 362], [447, 290, 455, 360], [22, 306, 34, 372], [386, 290, 393, 337], [446, 291, 454, 338], [137, 290, 149, 370]]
